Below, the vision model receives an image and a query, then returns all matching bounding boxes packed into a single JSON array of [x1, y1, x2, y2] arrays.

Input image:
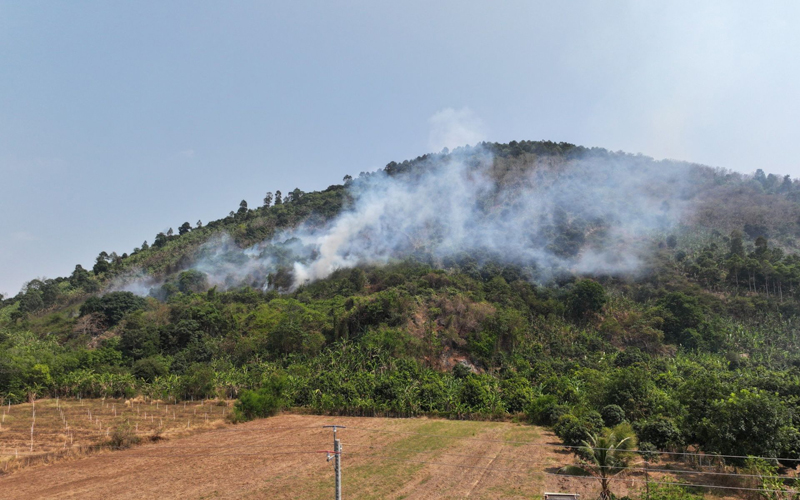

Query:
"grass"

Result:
[[329, 419, 545, 500]]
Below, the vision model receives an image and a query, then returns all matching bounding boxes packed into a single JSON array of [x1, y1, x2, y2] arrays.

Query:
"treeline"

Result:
[[5, 255, 800, 464]]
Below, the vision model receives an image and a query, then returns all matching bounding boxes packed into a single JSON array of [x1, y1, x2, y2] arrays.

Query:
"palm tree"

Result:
[[563, 430, 636, 500]]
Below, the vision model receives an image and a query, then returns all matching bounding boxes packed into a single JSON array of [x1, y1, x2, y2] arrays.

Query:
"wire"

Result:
[[106, 450, 320, 458], [342, 453, 800, 495], [342, 425, 800, 463], [345, 446, 799, 481], [546, 472, 800, 495]]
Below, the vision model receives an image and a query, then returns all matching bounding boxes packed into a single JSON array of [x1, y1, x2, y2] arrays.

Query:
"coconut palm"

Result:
[[563, 430, 636, 500]]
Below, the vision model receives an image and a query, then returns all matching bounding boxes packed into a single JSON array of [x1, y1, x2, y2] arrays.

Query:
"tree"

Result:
[[274, 190, 282, 205], [567, 280, 607, 320], [564, 429, 636, 500], [167, 227, 174, 237], [755, 236, 769, 259], [290, 188, 304, 202], [601, 405, 626, 427], [40, 279, 59, 307], [177, 270, 208, 294], [729, 230, 745, 258], [178, 222, 192, 235], [696, 389, 790, 461], [343, 175, 353, 185], [153, 233, 168, 248], [656, 292, 705, 347], [132, 356, 169, 382], [603, 367, 656, 420], [93, 253, 110, 274], [349, 268, 366, 292], [637, 417, 682, 450], [19, 288, 44, 313], [263, 192, 273, 208], [141, 240, 149, 251], [780, 174, 793, 193], [80, 291, 146, 327], [69, 264, 91, 289], [237, 200, 248, 216], [754, 168, 767, 186], [196, 220, 202, 228]]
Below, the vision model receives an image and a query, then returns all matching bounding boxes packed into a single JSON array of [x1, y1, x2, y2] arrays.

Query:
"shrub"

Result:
[[581, 410, 604, 433], [601, 404, 626, 427], [80, 291, 146, 327], [779, 426, 800, 467], [567, 280, 606, 320], [460, 375, 493, 412], [637, 417, 682, 450], [234, 388, 283, 422], [109, 421, 141, 449], [526, 394, 567, 426], [452, 362, 472, 379], [500, 376, 535, 413], [554, 414, 592, 447], [182, 364, 216, 400], [132, 356, 169, 382], [637, 441, 660, 463], [233, 373, 288, 422]]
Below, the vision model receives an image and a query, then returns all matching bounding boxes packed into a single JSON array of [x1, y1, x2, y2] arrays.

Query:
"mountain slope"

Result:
[[4, 141, 800, 486]]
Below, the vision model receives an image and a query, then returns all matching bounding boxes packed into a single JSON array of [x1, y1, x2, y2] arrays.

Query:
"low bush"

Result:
[[601, 404, 626, 427], [233, 373, 288, 422], [109, 421, 141, 449], [526, 394, 567, 425], [554, 414, 592, 447]]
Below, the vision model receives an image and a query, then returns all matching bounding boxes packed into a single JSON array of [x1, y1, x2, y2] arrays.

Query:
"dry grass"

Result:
[[0, 413, 749, 500], [0, 397, 230, 474]]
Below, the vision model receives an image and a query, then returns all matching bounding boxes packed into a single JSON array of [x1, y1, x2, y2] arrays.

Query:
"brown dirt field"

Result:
[[0, 397, 229, 471], [0, 413, 744, 499]]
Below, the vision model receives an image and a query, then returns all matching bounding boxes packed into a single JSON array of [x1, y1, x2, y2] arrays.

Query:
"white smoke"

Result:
[[428, 107, 487, 152], [130, 144, 696, 295]]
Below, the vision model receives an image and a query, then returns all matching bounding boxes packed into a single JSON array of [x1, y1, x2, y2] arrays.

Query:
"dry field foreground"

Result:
[[0, 397, 229, 470], [0, 410, 746, 500]]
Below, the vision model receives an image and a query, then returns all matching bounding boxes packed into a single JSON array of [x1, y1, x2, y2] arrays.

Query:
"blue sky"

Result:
[[2, 1, 799, 296]]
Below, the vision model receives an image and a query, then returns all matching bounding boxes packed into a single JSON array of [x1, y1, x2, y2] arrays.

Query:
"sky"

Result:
[[1, 1, 799, 296]]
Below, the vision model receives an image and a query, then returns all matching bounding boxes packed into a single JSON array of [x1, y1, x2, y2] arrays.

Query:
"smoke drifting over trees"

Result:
[[147, 144, 700, 294]]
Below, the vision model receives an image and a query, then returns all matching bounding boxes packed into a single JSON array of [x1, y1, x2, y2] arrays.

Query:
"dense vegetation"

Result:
[[6, 140, 800, 477]]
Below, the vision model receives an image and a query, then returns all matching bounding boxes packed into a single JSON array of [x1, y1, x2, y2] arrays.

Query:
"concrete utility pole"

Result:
[[334, 437, 342, 500], [323, 425, 346, 500]]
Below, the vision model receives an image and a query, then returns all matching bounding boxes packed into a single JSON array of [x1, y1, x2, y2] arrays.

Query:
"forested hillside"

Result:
[[5, 140, 800, 475]]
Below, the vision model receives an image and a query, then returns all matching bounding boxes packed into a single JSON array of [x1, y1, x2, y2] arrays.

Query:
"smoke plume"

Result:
[[120, 144, 698, 296]]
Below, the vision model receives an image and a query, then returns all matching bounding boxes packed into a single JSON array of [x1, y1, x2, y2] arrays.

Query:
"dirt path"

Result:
[[0, 413, 733, 499]]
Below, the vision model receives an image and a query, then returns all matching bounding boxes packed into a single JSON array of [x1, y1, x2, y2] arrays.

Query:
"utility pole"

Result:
[[323, 425, 346, 500]]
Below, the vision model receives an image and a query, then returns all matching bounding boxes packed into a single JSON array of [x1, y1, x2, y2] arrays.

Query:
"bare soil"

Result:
[[0, 412, 741, 499]]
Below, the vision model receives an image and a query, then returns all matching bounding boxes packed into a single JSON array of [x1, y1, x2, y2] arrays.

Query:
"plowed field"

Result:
[[0, 413, 740, 499]]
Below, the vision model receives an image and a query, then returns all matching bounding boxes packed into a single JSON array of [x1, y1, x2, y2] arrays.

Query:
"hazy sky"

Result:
[[2, 1, 799, 296]]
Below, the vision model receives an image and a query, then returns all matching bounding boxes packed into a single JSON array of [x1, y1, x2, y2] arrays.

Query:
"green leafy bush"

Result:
[[526, 395, 568, 426], [554, 414, 592, 447], [601, 404, 626, 427], [233, 374, 288, 422]]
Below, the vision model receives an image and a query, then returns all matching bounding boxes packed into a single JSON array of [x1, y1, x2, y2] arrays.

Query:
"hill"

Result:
[[4, 141, 800, 496]]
